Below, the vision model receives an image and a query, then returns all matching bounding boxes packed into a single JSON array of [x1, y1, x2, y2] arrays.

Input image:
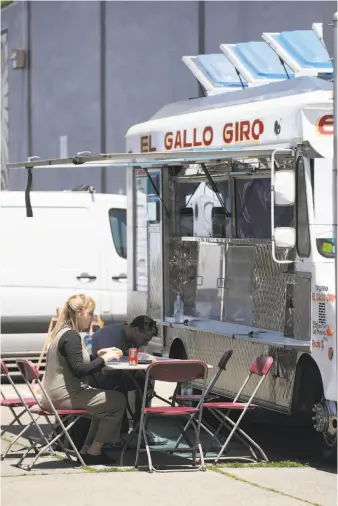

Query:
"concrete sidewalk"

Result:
[[216, 467, 337, 506], [2, 465, 328, 506]]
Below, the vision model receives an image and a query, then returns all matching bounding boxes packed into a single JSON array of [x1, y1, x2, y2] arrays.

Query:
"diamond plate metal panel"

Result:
[[166, 240, 295, 332], [252, 244, 294, 332], [148, 226, 162, 320], [294, 276, 311, 341], [127, 291, 148, 321], [168, 239, 198, 316], [164, 325, 297, 411]]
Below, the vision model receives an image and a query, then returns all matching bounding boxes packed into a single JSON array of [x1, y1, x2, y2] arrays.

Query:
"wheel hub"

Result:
[[312, 400, 337, 446]]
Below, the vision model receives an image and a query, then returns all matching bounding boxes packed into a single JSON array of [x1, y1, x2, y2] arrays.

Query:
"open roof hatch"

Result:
[[182, 54, 248, 96], [262, 23, 333, 77], [220, 40, 294, 85]]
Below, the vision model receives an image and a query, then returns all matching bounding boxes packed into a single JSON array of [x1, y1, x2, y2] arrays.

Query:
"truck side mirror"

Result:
[[274, 170, 295, 206], [274, 227, 296, 249]]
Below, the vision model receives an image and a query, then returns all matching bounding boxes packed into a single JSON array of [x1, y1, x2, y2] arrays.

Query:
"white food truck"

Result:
[[7, 19, 337, 460]]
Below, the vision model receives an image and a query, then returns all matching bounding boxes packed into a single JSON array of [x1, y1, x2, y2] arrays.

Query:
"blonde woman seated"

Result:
[[42, 294, 126, 466]]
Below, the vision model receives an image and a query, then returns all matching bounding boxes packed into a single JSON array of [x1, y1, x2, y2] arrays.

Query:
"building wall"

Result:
[[2, 2, 29, 184], [2, 1, 336, 194], [105, 1, 199, 192], [205, 1, 334, 52]]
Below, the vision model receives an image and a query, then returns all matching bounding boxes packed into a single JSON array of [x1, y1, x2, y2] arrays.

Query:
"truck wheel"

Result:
[[313, 399, 337, 466], [169, 339, 187, 360], [321, 437, 337, 466], [292, 355, 337, 466]]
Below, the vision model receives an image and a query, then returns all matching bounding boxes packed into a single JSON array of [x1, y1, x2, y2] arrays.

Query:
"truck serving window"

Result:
[[235, 178, 293, 239], [296, 157, 310, 258], [177, 180, 229, 238], [109, 208, 127, 259]]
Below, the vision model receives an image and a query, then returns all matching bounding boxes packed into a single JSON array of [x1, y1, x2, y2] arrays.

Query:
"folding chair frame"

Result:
[[203, 355, 274, 464], [15, 360, 90, 470], [0, 361, 40, 459], [117, 381, 169, 466], [135, 360, 208, 473], [173, 350, 233, 449], [1, 391, 29, 440]]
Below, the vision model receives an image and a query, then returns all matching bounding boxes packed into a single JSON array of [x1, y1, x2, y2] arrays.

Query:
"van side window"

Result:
[[109, 209, 127, 259], [296, 157, 310, 258]]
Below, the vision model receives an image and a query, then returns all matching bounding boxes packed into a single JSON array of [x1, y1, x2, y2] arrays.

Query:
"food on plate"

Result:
[[138, 352, 157, 362]]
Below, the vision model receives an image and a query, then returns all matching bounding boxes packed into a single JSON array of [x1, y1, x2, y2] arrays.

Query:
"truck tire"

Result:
[[292, 354, 337, 466]]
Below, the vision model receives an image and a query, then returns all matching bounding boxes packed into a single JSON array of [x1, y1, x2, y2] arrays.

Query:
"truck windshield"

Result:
[[316, 238, 335, 259]]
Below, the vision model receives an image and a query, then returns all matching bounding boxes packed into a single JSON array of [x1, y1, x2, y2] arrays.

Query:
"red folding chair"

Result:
[[172, 350, 233, 447], [15, 359, 90, 470], [0, 360, 39, 459], [135, 360, 208, 472], [201, 354, 274, 463]]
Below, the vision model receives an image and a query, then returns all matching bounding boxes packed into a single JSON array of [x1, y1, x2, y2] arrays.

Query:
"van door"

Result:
[[0, 206, 103, 334], [100, 206, 127, 322]]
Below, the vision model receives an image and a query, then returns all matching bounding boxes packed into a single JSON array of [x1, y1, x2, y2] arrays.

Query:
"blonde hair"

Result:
[[49, 294, 95, 345]]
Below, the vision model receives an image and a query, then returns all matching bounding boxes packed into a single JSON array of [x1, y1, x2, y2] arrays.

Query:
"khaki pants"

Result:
[[56, 387, 127, 445]]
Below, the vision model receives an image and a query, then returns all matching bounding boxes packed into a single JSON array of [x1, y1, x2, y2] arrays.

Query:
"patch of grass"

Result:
[[209, 460, 308, 469], [210, 467, 322, 506], [1, 436, 29, 448], [1, 471, 85, 478], [84, 465, 136, 473]]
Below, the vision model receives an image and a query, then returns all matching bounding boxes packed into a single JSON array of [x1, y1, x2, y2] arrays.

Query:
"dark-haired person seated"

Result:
[[90, 315, 160, 444], [92, 315, 158, 358]]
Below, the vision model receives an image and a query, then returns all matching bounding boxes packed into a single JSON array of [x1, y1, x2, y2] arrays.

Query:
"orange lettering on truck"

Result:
[[223, 119, 264, 144], [316, 115, 333, 136]]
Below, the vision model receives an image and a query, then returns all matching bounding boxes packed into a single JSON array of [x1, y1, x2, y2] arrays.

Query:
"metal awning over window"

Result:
[[6, 149, 278, 217], [7, 149, 277, 170]]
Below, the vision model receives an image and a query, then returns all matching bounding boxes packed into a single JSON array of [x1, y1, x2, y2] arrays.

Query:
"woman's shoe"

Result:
[[82, 452, 116, 466]]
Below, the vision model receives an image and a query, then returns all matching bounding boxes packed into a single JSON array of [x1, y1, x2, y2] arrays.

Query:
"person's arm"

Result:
[[58, 330, 105, 378]]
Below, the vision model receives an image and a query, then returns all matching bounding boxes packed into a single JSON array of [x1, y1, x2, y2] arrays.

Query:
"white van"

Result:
[[0, 189, 127, 375]]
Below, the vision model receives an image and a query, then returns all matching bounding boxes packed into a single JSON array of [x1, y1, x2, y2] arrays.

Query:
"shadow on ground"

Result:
[[2, 410, 337, 474]]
